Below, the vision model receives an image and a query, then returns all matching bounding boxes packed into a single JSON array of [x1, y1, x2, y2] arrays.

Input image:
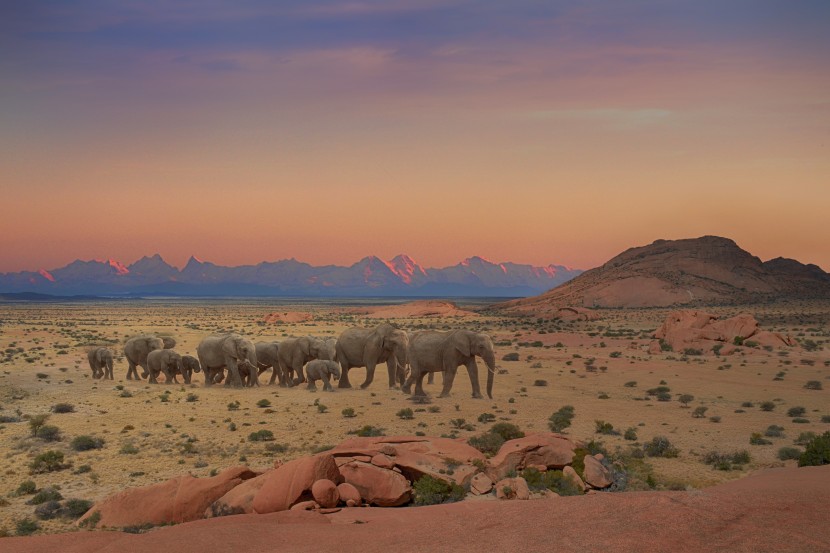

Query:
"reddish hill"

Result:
[[498, 236, 830, 314], [8, 465, 830, 553]]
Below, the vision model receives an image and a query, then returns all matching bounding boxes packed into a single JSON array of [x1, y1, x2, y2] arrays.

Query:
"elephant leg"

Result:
[[466, 359, 483, 399], [439, 365, 458, 398], [427, 372, 435, 385], [248, 367, 260, 387], [386, 359, 397, 389], [338, 363, 353, 388], [323, 375, 333, 392], [402, 362, 416, 395], [106, 362, 113, 380], [126, 361, 136, 380], [359, 361, 377, 389], [293, 355, 307, 384], [268, 365, 279, 385], [307, 379, 317, 391], [225, 357, 244, 388], [414, 371, 428, 397]]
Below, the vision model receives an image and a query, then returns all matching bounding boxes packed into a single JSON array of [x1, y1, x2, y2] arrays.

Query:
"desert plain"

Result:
[[0, 297, 828, 539]]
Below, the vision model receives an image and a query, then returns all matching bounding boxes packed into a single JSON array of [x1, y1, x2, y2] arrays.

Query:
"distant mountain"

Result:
[[496, 236, 830, 314], [0, 254, 582, 297]]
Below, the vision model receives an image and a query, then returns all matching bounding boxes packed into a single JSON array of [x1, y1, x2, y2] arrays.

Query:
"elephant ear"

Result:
[[222, 337, 239, 357], [299, 337, 311, 356], [452, 331, 472, 357]]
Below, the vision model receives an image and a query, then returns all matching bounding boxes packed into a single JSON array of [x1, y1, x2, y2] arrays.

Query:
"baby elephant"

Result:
[[305, 360, 341, 392], [87, 347, 114, 380]]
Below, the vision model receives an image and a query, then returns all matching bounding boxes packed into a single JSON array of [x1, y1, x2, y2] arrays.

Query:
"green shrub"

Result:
[[256, 399, 271, 408], [396, 408, 414, 420], [643, 436, 679, 458], [804, 380, 823, 390], [119, 442, 139, 455], [501, 352, 519, 361], [348, 425, 385, 437], [29, 451, 68, 473], [702, 450, 750, 470], [749, 433, 772, 445], [548, 405, 575, 433], [28, 414, 50, 436], [34, 500, 62, 520], [765, 425, 785, 438], [795, 431, 817, 446], [71, 435, 105, 451], [15, 518, 39, 536], [248, 430, 274, 442], [490, 422, 524, 441], [62, 498, 93, 519], [760, 401, 775, 412], [27, 487, 63, 505], [185, 393, 198, 402], [798, 431, 830, 467], [521, 467, 582, 496], [692, 406, 708, 418], [316, 403, 328, 414], [609, 351, 622, 358], [35, 425, 61, 441], [467, 432, 505, 456], [787, 406, 806, 417], [533, 379, 548, 387], [792, 417, 810, 424], [778, 447, 802, 461], [227, 401, 240, 411], [412, 475, 465, 505], [624, 381, 637, 387], [341, 407, 356, 418], [594, 420, 617, 435], [624, 427, 638, 441], [16, 480, 37, 495], [678, 394, 694, 407], [477, 413, 496, 423], [51, 403, 75, 414]]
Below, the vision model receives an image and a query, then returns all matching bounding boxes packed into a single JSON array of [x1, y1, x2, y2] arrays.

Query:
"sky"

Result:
[[1, 0, 829, 272]]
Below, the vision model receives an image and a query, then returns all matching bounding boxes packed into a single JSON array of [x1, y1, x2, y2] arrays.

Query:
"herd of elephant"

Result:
[[86, 323, 498, 399]]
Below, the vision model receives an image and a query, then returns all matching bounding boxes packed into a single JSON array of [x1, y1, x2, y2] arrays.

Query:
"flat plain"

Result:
[[0, 298, 828, 535]]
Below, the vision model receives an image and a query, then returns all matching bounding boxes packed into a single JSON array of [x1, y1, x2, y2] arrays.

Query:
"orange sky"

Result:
[[1, 1, 829, 272]]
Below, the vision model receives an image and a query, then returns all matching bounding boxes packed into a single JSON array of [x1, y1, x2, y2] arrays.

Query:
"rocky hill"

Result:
[[497, 236, 830, 314], [0, 255, 581, 298]]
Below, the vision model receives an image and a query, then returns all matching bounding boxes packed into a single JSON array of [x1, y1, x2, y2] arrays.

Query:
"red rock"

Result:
[[346, 499, 357, 507], [77, 466, 258, 528], [370, 454, 395, 469], [311, 479, 340, 509], [487, 433, 576, 481], [471, 473, 494, 495], [252, 454, 342, 514], [563, 466, 586, 492], [337, 483, 361, 506], [338, 460, 411, 507], [206, 470, 271, 517], [751, 331, 798, 348], [290, 500, 319, 511], [583, 455, 612, 489], [495, 477, 529, 500]]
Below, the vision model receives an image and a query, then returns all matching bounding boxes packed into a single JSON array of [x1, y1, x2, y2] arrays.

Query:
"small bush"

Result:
[[792, 417, 810, 424], [15, 518, 39, 536], [624, 427, 638, 441], [795, 431, 817, 446], [521, 467, 582, 496], [594, 420, 617, 435], [787, 406, 806, 417], [477, 412, 496, 423], [16, 480, 37, 495], [119, 442, 139, 455], [548, 405, 575, 433], [643, 436, 679, 458], [341, 407, 356, 418], [28, 414, 50, 436], [798, 431, 830, 467], [30, 451, 68, 473], [185, 393, 198, 402], [412, 475, 465, 505], [678, 394, 694, 407], [227, 401, 240, 411], [256, 399, 271, 408], [822, 415, 830, 423], [501, 352, 520, 361], [264, 442, 288, 454], [764, 425, 785, 438], [28, 487, 63, 505], [71, 435, 105, 451], [467, 432, 505, 456], [490, 422, 525, 441], [749, 433, 772, 445], [396, 408, 414, 420], [348, 425, 385, 437], [248, 430, 274, 442], [316, 403, 328, 414], [702, 450, 750, 470], [692, 406, 708, 418], [36, 425, 61, 441], [804, 381, 823, 390], [624, 381, 637, 387], [62, 498, 93, 519], [760, 401, 776, 412], [778, 447, 802, 461], [51, 403, 75, 414], [34, 500, 62, 520], [533, 380, 548, 387]]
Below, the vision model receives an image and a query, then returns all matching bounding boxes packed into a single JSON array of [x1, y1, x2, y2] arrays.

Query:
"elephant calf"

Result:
[[87, 347, 114, 380], [146, 349, 184, 384], [305, 360, 341, 392]]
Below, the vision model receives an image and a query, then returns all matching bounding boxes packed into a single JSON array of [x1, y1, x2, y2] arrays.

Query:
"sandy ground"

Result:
[[0, 298, 828, 537]]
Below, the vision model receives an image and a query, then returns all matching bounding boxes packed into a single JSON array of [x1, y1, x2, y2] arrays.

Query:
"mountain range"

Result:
[[0, 255, 582, 297], [497, 236, 830, 314]]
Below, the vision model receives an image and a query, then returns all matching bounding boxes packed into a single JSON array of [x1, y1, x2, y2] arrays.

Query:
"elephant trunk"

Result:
[[483, 350, 496, 399]]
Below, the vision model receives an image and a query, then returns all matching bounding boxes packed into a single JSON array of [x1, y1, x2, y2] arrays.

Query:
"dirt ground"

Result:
[[0, 298, 828, 536]]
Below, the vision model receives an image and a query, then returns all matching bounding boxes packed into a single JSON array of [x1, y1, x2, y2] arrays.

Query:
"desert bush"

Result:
[[798, 431, 830, 467], [34, 500, 62, 520], [348, 425, 385, 437], [624, 427, 638, 441], [792, 417, 810, 424], [741, 401, 754, 408], [15, 518, 39, 536], [27, 487, 63, 505], [656, 392, 672, 402], [30, 451, 68, 473], [412, 475, 465, 506], [804, 380, 823, 390], [822, 415, 830, 423], [341, 407, 356, 418], [16, 480, 37, 495], [764, 425, 785, 438], [624, 381, 637, 387], [678, 394, 694, 407], [62, 498, 93, 519], [185, 393, 198, 402], [316, 403, 328, 413], [521, 467, 582, 496], [760, 401, 776, 412], [477, 412, 496, 423], [643, 436, 679, 458], [71, 435, 104, 451], [490, 422, 524, 441], [256, 399, 271, 408], [248, 430, 274, 442], [778, 447, 802, 461], [533, 379, 548, 387], [28, 414, 50, 436], [548, 405, 575, 433], [594, 420, 617, 435], [227, 401, 240, 411], [795, 431, 817, 446], [35, 425, 61, 442], [787, 406, 806, 417], [396, 408, 414, 420], [119, 442, 139, 455], [702, 450, 750, 470], [501, 353, 519, 362], [51, 403, 75, 414], [749, 433, 772, 445], [609, 351, 622, 358], [264, 442, 288, 454], [467, 432, 505, 457], [691, 406, 708, 418]]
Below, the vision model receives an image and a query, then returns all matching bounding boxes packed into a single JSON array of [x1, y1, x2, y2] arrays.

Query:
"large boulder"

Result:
[[583, 455, 613, 489], [311, 479, 339, 509], [653, 310, 796, 354], [495, 477, 530, 500], [336, 482, 362, 506], [487, 434, 576, 482], [470, 473, 494, 495], [206, 470, 271, 517], [563, 466, 586, 492], [78, 466, 258, 528], [338, 460, 411, 507], [252, 454, 342, 514]]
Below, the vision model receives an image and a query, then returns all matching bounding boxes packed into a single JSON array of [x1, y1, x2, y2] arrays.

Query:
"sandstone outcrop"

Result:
[[252, 454, 342, 514]]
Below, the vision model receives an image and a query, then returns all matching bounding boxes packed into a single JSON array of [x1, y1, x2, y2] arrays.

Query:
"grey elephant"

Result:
[[305, 359, 341, 391], [402, 330, 496, 399], [146, 349, 184, 384], [180, 355, 202, 384], [336, 323, 408, 389], [255, 341, 281, 385], [196, 333, 258, 387], [277, 336, 335, 386], [123, 335, 176, 380], [87, 347, 114, 380]]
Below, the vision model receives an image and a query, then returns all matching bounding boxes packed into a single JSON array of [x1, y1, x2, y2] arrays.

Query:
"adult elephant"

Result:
[[336, 323, 408, 389], [196, 333, 258, 387], [277, 336, 334, 386], [402, 330, 496, 399], [123, 335, 176, 380], [255, 341, 281, 385], [87, 347, 114, 380], [146, 349, 185, 384]]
